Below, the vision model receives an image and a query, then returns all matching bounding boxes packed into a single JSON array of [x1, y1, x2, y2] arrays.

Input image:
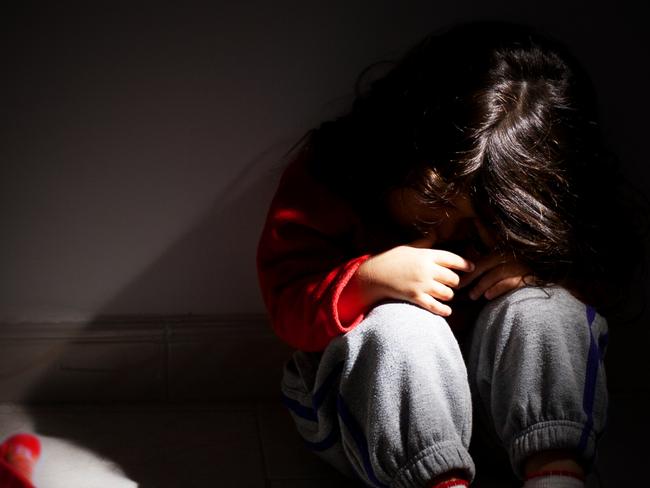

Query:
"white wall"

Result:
[[1, 0, 648, 323]]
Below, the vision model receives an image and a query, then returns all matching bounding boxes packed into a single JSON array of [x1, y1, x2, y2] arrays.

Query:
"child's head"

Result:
[[308, 20, 647, 311]]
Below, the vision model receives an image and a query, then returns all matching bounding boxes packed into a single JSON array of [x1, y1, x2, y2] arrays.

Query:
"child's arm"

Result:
[[459, 252, 534, 300], [257, 155, 376, 352], [338, 235, 475, 324], [257, 154, 475, 351]]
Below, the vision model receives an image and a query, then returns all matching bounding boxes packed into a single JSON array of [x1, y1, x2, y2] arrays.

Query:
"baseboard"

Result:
[[2, 314, 643, 404], [0, 314, 294, 404]]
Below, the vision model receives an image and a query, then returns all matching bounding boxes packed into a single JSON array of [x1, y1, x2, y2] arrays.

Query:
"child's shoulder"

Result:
[[266, 140, 364, 233]]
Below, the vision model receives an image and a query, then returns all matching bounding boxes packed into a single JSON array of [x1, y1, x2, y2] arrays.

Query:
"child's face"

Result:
[[387, 187, 495, 255]]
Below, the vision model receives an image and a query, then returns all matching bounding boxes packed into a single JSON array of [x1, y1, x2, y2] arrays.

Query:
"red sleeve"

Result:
[[256, 150, 373, 351]]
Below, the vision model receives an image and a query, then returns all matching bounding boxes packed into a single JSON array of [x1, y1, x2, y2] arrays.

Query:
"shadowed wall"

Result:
[[1, 1, 648, 395]]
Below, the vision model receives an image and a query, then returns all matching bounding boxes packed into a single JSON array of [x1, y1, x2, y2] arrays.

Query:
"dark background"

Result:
[[1, 1, 648, 394]]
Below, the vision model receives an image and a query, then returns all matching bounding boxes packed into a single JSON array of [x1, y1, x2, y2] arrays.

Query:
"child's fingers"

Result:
[[459, 253, 505, 288], [426, 279, 455, 302], [468, 265, 530, 300], [468, 266, 509, 300], [429, 249, 475, 272], [482, 276, 527, 300], [433, 264, 461, 288], [414, 293, 452, 317], [406, 236, 474, 272]]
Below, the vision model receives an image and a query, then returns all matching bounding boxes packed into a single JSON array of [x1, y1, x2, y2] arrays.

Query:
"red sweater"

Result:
[[256, 146, 404, 352]]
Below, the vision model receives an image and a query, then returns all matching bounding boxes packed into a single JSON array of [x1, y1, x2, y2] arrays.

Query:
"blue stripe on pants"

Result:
[[281, 361, 345, 451], [578, 305, 599, 455], [303, 425, 340, 451], [281, 393, 318, 422]]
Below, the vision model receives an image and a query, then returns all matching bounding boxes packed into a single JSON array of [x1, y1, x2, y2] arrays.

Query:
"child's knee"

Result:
[[476, 286, 602, 348], [351, 300, 462, 362]]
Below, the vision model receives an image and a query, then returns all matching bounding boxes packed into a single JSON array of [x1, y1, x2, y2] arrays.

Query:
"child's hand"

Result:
[[458, 252, 534, 300], [357, 233, 475, 317]]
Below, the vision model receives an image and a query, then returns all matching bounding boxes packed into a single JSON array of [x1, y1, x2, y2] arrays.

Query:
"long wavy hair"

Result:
[[301, 20, 647, 317]]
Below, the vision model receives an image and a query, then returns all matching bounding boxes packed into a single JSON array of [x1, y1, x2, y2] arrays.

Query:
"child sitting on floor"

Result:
[[256, 20, 646, 488]]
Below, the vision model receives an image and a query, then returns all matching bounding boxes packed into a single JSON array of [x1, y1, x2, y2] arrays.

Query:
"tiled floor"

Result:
[[0, 393, 644, 487]]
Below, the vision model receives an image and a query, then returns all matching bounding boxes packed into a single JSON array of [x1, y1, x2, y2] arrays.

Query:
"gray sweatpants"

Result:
[[280, 286, 609, 487]]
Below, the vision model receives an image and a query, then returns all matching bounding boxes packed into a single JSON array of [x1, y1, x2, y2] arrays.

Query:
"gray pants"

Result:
[[280, 286, 609, 487]]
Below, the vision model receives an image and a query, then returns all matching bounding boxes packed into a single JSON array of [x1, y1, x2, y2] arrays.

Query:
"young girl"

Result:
[[256, 20, 646, 488]]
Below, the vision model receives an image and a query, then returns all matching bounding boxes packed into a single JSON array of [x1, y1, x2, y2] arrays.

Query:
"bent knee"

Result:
[[348, 300, 463, 360], [364, 300, 449, 337], [476, 286, 606, 345]]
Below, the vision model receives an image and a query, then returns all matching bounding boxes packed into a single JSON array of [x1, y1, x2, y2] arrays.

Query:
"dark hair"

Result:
[[302, 20, 648, 317]]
